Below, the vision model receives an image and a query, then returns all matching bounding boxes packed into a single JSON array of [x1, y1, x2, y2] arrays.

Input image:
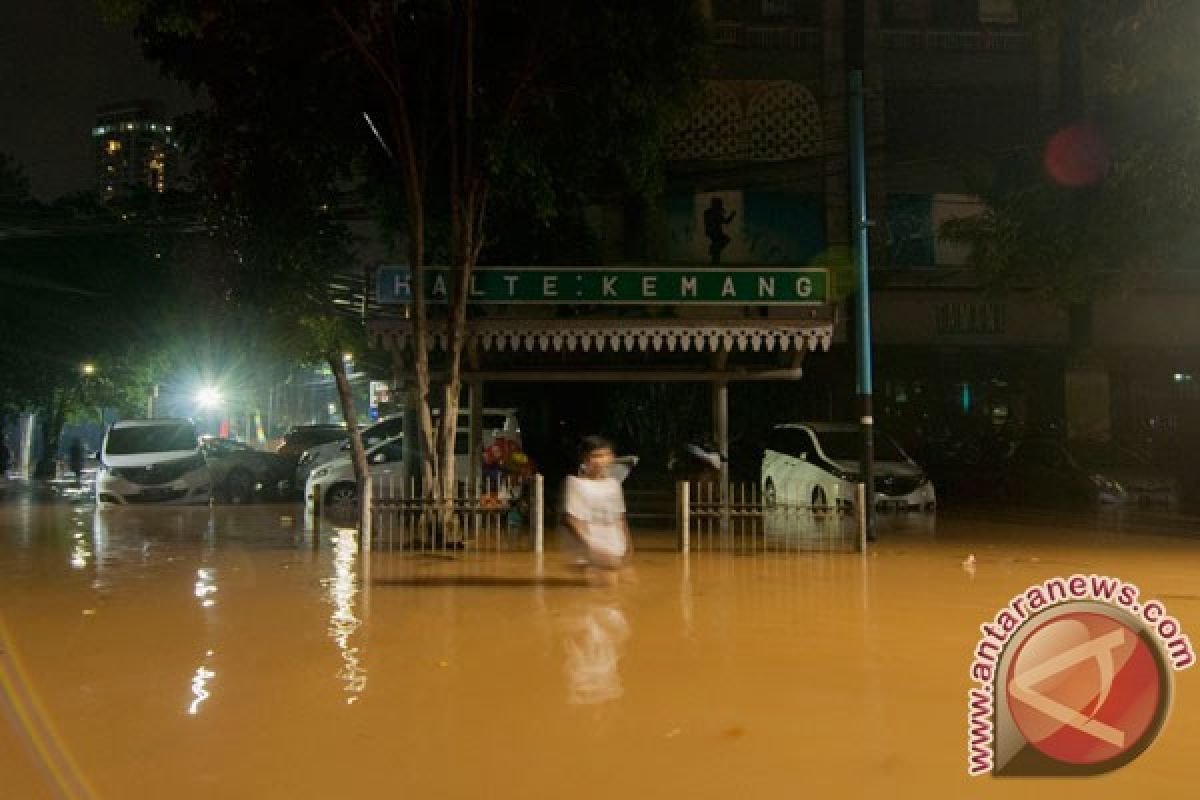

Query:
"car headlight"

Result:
[[311, 467, 330, 481]]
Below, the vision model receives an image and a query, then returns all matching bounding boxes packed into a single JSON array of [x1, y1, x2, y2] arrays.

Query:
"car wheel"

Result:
[[811, 485, 829, 514], [325, 483, 359, 515], [226, 468, 255, 505], [764, 478, 777, 509]]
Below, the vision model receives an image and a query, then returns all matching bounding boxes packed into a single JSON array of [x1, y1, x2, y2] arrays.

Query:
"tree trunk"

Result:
[[328, 354, 371, 530], [437, 0, 485, 535], [36, 390, 68, 479]]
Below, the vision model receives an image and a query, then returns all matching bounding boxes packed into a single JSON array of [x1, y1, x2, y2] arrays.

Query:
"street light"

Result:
[[80, 363, 97, 376], [195, 386, 223, 410]]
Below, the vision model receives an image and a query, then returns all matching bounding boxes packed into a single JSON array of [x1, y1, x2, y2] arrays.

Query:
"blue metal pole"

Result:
[[848, 67, 876, 543]]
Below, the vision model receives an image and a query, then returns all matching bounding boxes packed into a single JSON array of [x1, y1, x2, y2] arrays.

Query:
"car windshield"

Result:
[[106, 424, 197, 455], [815, 430, 907, 462]]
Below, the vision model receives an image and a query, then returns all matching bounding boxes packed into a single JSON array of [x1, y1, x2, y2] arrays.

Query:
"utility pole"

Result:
[[847, 0, 876, 542]]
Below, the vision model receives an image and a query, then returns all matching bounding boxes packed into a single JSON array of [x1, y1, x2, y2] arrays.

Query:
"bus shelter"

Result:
[[367, 265, 838, 546]]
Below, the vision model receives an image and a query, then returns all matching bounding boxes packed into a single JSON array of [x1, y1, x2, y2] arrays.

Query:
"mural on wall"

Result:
[[667, 191, 825, 265], [886, 193, 985, 266], [886, 194, 935, 266]]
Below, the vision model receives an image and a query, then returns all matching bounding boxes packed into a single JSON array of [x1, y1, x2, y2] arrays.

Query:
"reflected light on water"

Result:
[[563, 602, 630, 705], [70, 530, 91, 570], [187, 662, 216, 716], [326, 529, 366, 703], [194, 568, 218, 608]]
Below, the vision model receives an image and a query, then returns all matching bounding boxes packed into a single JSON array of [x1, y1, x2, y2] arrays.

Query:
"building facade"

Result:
[[93, 100, 177, 198], [637, 0, 1200, 463]]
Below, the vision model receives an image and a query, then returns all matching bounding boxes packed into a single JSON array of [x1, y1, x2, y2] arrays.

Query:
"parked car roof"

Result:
[[111, 418, 195, 429]]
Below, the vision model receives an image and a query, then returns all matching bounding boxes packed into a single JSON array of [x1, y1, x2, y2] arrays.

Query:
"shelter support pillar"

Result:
[[712, 378, 730, 543], [468, 377, 483, 489]]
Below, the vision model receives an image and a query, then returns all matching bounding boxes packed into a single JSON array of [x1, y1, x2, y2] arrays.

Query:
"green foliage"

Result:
[[0, 221, 167, 425], [945, 1, 1200, 305], [0, 153, 32, 206], [107, 0, 705, 262]]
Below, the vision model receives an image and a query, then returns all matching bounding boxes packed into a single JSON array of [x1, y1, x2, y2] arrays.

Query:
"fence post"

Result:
[[856, 483, 867, 553], [309, 483, 321, 550], [532, 473, 544, 554], [678, 481, 690, 553], [360, 476, 373, 551]]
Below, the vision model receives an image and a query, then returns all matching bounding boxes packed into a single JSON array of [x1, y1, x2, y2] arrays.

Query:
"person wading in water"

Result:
[[563, 436, 635, 585]]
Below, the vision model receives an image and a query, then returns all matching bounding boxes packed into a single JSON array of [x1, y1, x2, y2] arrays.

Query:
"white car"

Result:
[[96, 419, 211, 506], [761, 422, 935, 514], [305, 435, 412, 514], [295, 408, 521, 488]]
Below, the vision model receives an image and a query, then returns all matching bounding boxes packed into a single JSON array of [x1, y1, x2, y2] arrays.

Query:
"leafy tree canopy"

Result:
[[944, 0, 1200, 305]]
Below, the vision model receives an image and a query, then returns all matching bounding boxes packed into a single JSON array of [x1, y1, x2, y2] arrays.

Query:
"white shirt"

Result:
[[564, 475, 627, 560]]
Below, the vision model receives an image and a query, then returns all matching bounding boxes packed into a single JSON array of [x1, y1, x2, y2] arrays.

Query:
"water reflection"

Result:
[[70, 518, 91, 570], [325, 529, 367, 703], [194, 568, 218, 608], [188, 655, 216, 716], [562, 600, 630, 705]]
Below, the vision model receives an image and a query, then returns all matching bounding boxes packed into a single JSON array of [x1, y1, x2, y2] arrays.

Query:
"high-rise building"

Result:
[[93, 100, 177, 197]]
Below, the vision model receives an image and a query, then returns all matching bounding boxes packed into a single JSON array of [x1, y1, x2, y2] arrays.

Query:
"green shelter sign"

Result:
[[377, 266, 828, 305]]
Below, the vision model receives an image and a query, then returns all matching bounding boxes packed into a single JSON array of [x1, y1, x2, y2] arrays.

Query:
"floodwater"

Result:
[[1, 497, 1198, 799]]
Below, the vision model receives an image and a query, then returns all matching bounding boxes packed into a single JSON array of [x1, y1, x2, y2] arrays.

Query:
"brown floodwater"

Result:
[[1, 499, 1198, 798]]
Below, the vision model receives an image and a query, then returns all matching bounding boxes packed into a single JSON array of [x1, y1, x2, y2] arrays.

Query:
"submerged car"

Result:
[[991, 438, 1127, 508], [96, 419, 211, 506], [296, 408, 522, 488], [761, 422, 936, 512], [305, 435, 410, 514], [277, 424, 351, 465], [201, 437, 296, 503], [1070, 440, 1176, 508]]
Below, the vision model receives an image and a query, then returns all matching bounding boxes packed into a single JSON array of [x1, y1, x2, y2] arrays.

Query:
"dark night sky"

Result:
[[1, 0, 198, 201]]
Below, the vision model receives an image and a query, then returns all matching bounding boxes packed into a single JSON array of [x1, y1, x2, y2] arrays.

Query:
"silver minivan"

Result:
[[96, 419, 211, 506]]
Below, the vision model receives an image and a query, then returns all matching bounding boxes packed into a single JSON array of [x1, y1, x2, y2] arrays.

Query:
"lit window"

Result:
[[92, 126, 107, 136], [124, 122, 135, 130], [164, 125, 172, 132], [106, 139, 122, 154]]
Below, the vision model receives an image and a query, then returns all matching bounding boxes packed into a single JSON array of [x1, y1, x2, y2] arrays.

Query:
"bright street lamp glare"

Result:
[[195, 387, 223, 409], [80, 363, 97, 376]]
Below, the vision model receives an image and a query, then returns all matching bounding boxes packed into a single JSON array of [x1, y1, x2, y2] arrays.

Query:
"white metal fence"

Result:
[[313, 473, 868, 555], [678, 480, 864, 553], [365, 474, 545, 553]]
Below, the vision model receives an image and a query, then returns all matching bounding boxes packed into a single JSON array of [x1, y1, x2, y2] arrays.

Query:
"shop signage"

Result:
[[377, 266, 829, 305], [936, 302, 1006, 336]]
